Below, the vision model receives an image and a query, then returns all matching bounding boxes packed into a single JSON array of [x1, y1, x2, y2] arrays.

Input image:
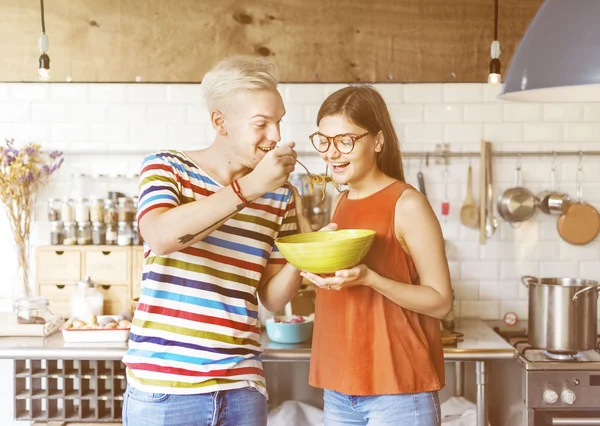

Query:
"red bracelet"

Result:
[[231, 180, 251, 207]]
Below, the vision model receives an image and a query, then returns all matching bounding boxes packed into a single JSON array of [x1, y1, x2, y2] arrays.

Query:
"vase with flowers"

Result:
[[0, 139, 63, 301]]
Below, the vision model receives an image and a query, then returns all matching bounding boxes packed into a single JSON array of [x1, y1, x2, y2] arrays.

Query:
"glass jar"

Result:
[[77, 221, 92, 245], [132, 221, 141, 245], [92, 222, 106, 245], [50, 221, 64, 245], [90, 197, 105, 223], [106, 222, 118, 245], [47, 198, 61, 222], [117, 221, 133, 246], [104, 199, 118, 225], [75, 198, 90, 223], [63, 221, 78, 245], [118, 197, 135, 223], [13, 296, 53, 324], [61, 199, 75, 222], [70, 276, 104, 319]]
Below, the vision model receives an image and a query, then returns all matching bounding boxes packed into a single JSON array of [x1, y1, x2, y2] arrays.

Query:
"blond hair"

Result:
[[201, 55, 279, 110]]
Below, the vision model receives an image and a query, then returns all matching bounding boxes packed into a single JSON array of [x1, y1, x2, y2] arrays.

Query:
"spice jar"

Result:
[[118, 197, 135, 223], [63, 221, 77, 245], [90, 197, 105, 223], [117, 221, 133, 246], [77, 221, 92, 245], [92, 222, 106, 245], [47, 199, 61, 222], [50, 221, 64, 245], [104, 199, 118, 224], [75, 198, 90, 223], [61, 199, 75, 222], [13, 297, 53, 324]]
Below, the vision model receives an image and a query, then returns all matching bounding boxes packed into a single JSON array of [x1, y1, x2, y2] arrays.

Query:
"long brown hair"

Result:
[[316, 85, 404, 181]]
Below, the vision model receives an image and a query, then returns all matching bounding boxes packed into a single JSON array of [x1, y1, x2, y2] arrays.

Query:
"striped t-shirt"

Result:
[[122, 150, 297, 397]]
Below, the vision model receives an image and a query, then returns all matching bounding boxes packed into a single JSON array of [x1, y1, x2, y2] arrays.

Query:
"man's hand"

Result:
[[244, 142, 297, 197]]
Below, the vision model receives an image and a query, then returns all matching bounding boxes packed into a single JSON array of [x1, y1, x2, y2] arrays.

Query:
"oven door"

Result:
[[535, 410, 600, 425]]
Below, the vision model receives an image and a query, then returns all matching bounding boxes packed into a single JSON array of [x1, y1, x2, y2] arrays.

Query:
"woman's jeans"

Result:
[[324, 389, 441, 426], [123, 384, 267, 426]]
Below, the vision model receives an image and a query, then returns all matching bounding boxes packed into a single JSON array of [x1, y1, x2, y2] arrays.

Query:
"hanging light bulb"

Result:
[[488, 41, 501, 85], [487, 0, 501, 85], [37, 0, 50, 81]]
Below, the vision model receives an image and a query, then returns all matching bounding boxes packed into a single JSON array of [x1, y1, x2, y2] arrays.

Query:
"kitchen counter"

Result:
[[0, 318, 510, 426], [0, 318, 515, 361]]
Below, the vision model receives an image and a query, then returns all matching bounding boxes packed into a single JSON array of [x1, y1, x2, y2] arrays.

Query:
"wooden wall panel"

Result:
[[0, 0, 543, 83]]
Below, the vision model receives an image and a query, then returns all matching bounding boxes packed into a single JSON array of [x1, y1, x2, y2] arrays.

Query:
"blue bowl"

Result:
[[265, 316, 313, 344]]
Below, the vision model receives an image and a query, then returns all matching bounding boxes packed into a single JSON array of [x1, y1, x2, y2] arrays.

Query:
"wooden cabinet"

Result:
[[35, 245, 141, 318]]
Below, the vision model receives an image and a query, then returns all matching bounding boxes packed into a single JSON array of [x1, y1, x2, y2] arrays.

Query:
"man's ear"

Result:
[[211, 110, 227, 135]]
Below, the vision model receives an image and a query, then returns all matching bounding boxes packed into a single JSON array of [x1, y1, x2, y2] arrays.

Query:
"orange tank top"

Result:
[[308, 181, 445, 396]]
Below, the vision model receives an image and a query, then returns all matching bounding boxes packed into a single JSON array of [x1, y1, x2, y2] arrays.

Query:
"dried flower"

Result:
[[0, 138, 63, 298]]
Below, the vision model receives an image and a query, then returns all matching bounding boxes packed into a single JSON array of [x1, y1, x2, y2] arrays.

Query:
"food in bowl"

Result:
[[274, 229, 376, 274], [265, 315, 313, 344]]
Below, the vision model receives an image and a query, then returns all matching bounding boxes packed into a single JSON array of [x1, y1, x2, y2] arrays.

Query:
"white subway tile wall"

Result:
[[1, 82, 600, 322]]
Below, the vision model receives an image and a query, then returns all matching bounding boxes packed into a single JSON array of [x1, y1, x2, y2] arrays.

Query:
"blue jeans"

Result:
[[324, 389, 441, 426], [122, 384, 267, 426]]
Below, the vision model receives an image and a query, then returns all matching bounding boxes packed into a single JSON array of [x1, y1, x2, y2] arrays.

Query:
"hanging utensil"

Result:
[[557, 154, 600, 245], [417, 156, 427, 197], [460, 156, 479, 228], [485, 142, 498, 238], [539, 153, 571, 215], [496, 155, 538, 225]]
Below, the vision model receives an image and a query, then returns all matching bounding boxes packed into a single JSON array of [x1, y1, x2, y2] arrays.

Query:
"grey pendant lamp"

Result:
[[499, 0, 600, 102]]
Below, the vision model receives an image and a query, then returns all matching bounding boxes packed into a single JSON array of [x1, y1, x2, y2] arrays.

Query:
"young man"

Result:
[[122, 56, 313, 426]]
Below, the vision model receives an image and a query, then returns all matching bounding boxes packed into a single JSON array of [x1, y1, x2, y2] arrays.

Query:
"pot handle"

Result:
[[572, 284, 600, 301], [521, 275, 537, 288]]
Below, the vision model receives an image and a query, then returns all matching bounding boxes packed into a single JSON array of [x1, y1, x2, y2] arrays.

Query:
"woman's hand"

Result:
[[300, 264, 375, 291]]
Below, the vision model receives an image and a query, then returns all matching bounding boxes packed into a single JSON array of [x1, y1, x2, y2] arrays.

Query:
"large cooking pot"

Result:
[[521, 276, 600, 353]]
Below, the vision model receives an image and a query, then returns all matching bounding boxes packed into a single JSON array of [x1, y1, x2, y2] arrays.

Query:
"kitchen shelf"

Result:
[[13, 358, 127, 422]]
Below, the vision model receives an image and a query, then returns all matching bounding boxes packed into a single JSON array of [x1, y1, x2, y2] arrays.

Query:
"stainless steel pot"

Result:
[[521, 276, 600, 353]]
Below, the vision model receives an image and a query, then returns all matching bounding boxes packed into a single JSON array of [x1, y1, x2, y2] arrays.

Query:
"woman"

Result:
[[301, 85, 453, 426]]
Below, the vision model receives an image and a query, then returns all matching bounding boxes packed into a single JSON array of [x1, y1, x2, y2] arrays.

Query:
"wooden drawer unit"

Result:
[[132, 247, 145, 300], [38, 283, 76, 317], [98, 284, 131, 315], [35, 247, 81, 284], [83, 247, 131, 286]]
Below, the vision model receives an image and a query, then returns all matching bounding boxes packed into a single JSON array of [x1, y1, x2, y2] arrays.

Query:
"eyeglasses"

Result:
[[309, 132, 369, 154]]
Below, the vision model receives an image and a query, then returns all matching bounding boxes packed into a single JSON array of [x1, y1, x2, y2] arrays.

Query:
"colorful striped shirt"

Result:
[[122, 150, 297, 397]]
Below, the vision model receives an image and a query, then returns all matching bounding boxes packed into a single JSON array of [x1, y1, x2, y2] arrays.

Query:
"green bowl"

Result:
[[274, 229, 376, 274]]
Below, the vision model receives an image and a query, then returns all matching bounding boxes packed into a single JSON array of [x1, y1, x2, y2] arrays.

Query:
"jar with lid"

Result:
[[47, 199, 61, 222], [92, 222, 106, 245], [104, 199, 118, 225], [50, 221, 64, 245], [90, 197, 105, 223], [70, 276, 104, 319], [77, 221, 92, 245], [75, 198, 90, 223], [61, 199, 75, 222], [13, 296, 53, 324], [118, 197, 135, 223], [106, 222, 118, 245], [63, 221, 77, 245], [132, 221, 141, 245], [117, 221, 133, 246]]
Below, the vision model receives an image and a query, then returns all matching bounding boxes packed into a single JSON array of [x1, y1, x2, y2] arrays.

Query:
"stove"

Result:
[[489, 327, 600, 426]]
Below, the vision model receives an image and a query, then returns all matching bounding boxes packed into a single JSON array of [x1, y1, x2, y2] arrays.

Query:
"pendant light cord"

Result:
[[494, 0, 498, 40], [40, 0, 46, 34]]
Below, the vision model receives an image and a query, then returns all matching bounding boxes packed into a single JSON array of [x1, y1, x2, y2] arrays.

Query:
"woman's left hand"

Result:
[[301, 264, 374, 291]]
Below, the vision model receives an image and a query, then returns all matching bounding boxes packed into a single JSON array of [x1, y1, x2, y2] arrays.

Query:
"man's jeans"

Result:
[[123, 384, 267, 426]]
